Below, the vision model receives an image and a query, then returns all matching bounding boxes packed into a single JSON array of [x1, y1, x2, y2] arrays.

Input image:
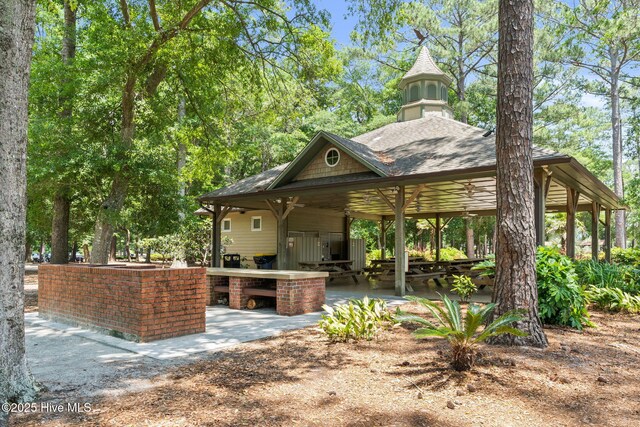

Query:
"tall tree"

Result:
[[492, 0, 547, 347], [548, 0, 640, 248], [88, 0, 330, 263], [50, 0, 76, 264], [0, 0, 39, 418]]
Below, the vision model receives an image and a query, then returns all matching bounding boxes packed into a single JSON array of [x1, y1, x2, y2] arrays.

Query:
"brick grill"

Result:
[[206, 274, 325, 316], [38, 265, 206, 342]]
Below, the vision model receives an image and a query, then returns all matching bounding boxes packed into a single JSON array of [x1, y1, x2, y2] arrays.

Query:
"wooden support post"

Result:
[[277, 202, 289, 270], [591, 201, 600, 260], [380, 219, 387, 260], [435, 213, 442, 262], [212, 205, 221, 267], [605, 209, 612, 262], [534, 168, 549, 246], [343, 215, 351, 259], [566, 188, 580, 259], [394, 187, 406, 296]]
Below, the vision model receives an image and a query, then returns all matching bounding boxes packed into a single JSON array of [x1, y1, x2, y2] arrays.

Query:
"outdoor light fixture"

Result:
[[390, 186, 400, 194], [344, 208, 351, 216], [464, 181, 476, 197]]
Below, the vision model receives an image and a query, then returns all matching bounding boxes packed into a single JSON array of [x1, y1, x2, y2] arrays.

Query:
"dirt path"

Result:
[[11, 300, 640, 427]]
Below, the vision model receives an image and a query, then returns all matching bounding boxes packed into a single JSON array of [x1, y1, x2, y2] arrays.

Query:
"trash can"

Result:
[[223, 253, 241, 268], [253, 254, 277, 269]]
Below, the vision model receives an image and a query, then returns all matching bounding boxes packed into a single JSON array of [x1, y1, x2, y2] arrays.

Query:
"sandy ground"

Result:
[[11, 291, 640, 427]]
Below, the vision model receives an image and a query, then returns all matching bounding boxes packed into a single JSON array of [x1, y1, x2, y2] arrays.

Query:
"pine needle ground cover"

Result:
[[13, 302, 640, 427]]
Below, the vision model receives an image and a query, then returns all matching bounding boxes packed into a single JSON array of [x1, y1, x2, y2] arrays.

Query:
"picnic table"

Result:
[[364, 260, 447, 291], [298, 260, 360, 284]]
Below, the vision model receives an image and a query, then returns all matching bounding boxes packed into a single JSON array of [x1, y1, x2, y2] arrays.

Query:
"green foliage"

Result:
[[397, 295, 526, 371], [319, 296, 395, 342], [439, 247, 467, 261], [451, 275, 477, 303], [611, 247, 640, 267], [471, 255, 495, 277], [585, 286, 640, 314], [536, 246, 592, 329]]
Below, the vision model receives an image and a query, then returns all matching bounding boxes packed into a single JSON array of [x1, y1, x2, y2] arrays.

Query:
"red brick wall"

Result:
[[276, 278, 325, 316], [39, 265, 206, 342]]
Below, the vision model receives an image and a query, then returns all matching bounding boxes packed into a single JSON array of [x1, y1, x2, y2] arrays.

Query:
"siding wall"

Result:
[[223, 210, 277, 268], [223, 208, 345, 268], [293, 142, 368, 181]]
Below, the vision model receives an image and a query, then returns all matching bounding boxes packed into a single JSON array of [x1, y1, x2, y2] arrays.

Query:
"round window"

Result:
[[325, 148, 340, 167]]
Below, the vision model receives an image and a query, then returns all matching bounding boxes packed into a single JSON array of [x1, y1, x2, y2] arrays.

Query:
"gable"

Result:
[[293, 143, 369, 182]]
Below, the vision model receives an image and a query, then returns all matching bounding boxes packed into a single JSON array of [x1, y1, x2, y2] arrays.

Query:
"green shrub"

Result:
[[536, 246, 592, 329], [575, 260, 640, 295], [439, 247, 467, 261], [611, 247, 640, 266], [451, 275, 477, 303], [319, 296, 395, 342], [585, 286, 640, 313], [366, 249, 382, 265], [471, 255, 495, 277], [397, 295, 526, 371]]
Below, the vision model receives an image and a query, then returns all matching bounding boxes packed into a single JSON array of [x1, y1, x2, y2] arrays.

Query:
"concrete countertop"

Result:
[[206, 268, 329, 280]]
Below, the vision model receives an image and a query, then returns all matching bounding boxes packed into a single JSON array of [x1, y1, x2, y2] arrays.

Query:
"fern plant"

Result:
[[397, 295, 526, 371], [451, 275, 477, 303], [585, 286, 640, 313], [319, 296, 395, 342]]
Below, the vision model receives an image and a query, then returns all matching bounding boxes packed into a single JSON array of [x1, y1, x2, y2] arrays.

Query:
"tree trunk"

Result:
[[50, 0, 76, 266], [465, 218, 474, 258], [82, 244, 90, 264], [0, 0, 39, 415], [491, 0, 547, 348], [24, 237, 31, 263], [609, 53, 625, 248], [109, 235, 117, 263], [50, 193, 70, 264], [91, 76, 135, 264], [69, 240, 77, 262], [145, 246, 151, 263]]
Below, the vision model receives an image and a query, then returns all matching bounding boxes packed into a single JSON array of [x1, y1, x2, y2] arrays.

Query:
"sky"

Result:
[[324, 2, 358, 48]]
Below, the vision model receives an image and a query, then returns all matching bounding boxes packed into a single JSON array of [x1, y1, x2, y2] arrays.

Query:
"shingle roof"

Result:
[[199, 116, 569, 201], [401, 46, 451, 85], [351, 115, 564, 176]]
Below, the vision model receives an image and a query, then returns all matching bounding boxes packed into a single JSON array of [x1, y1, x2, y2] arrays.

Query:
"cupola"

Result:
[[398, 46, 454, 122]]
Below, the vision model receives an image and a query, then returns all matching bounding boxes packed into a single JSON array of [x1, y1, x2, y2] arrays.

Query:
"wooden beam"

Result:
[[566, 188, 580, 259], [212, 204, 221, 267], [604, 209, 612, 262], [380, 219, 387, 260], [264, 200, 279, 219], [435, 213, 442, 262], [402, 184, 425, 211], [394, 186, 406, 296], [591, 201, 600, 260], [534, 168, 548, 246], [343, 215, 351, 260], [218, 205, 232, 223], [276, 201, 288, 269], [282, 196, 299, 220], [376, 188, 395, 211]]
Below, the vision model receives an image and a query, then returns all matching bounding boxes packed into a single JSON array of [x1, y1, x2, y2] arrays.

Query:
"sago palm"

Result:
[[397, 295, 527, 371]]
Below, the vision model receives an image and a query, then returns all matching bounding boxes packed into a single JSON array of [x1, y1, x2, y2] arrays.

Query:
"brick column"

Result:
[[276, 278, 325, 316]]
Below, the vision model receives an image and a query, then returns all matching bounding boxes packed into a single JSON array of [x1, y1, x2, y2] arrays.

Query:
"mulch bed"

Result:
[[11, 301, 640, 427]]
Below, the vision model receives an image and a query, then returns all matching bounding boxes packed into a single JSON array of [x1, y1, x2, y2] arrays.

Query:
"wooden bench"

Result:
[[243, 287, 277, 298], [213, 285, 230, 293]]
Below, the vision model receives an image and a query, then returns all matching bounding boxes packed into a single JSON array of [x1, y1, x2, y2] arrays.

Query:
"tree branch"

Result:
[[149, 0, 161, 31], [119, 0, 131, 27]]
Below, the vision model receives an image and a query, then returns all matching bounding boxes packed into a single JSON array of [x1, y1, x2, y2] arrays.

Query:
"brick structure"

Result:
[[275, 278, 325, 316], [207, 268, 328, 316], [39, 265, 206, 342]]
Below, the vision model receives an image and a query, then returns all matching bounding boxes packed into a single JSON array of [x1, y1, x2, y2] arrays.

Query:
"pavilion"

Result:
[[199, 46, 623, 296]]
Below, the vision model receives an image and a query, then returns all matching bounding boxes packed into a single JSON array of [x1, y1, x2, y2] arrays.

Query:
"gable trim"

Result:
[[266, 131, 388, 190]]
